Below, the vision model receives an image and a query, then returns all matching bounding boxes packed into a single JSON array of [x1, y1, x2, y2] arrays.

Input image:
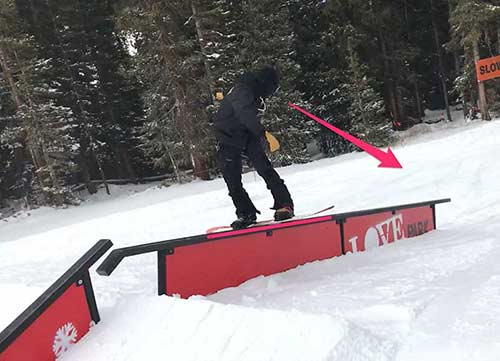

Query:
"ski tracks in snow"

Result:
[[396, 222, 500, 361]]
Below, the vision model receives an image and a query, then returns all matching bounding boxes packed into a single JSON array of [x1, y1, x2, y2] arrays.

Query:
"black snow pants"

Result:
[[217, 136, 293, 218]]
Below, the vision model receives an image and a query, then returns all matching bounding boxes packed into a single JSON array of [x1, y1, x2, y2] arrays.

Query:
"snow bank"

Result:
[[64, 296, 395, 361]]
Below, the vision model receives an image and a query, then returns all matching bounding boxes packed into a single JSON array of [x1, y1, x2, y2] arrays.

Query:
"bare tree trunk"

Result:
[[104, 98, 137, 181], [191, 147, 210, 180], [447, 0, 461, 82], [191, 1, 215, 104], [78, 153, 98, 194], [473, 40, 491, 121], [395, 85, 406, 126], [384, 35, 407, 126], [414, 80, 423, 119], [347, 38, 367, 124], [379, 35, 399, 125], [461, 45, 470, 118], [453, 52, 461, 77], [178, 97, 211, 181], [14, 147, 26, 176], [402, 0, 409, 24], [40, 144, 64, 205], [0, 47, 23, 110], [497, 25, 500, 54], [117, 146, 138, 182], [167, 150, 182, 183], [91, 145, 110, 195], [430, 0, 452, 122]]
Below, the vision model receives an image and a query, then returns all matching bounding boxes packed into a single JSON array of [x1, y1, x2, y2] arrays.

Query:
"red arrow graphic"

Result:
[[289, 103, 403, 168]]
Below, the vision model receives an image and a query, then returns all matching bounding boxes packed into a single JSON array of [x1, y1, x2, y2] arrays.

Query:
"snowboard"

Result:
[[206, 205, 335, 234]]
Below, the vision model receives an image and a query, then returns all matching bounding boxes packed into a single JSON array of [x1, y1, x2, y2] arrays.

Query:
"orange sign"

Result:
[[476, 55, 500, 82]]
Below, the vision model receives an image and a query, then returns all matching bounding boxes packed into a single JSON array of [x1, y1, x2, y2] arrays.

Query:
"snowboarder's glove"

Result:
[[265, 131, 280, 152]]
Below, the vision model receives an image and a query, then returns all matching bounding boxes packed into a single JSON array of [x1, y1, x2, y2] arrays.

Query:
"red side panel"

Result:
[[0, 284, 92, 361], [166, 220, 342, 298], [343, 206, 435, 254], [396, 206, 435, 237], [343, 212, 395, 253]]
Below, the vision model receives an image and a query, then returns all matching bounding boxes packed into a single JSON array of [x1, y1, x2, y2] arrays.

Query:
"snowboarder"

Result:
[[214, 66, 294, 229]]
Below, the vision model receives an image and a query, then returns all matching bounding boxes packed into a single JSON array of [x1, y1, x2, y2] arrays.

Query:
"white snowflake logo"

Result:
[[52, 322, 78, 357]]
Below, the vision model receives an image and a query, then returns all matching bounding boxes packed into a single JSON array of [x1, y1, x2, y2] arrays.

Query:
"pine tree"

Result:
[[450, 0, 500, 120], [17, 0, 146, 196], [2, 0, 78, 206], [15, 0, 107, 199], [292, 1, 360, 156], [189, 0, 244, 113], [0, 0, 24, 204], [79, 0, 145, 181], [236, 0, 316, 165], [3, 0, 499, 207], [345, 33, 391, 147], [117, 1, 183, 180], [118, 0, 212, 180]]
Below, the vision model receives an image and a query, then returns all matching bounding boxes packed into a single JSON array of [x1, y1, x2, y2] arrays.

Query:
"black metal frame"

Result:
[[431, 204, 437, 229], [81, 271, 101, 324], [0, 239, 113, 354], [97, 199, 451, 280], [157, 250, 168, 296], [337, 219, 346, 255]]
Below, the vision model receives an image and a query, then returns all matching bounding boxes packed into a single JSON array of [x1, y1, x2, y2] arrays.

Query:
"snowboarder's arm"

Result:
[[231, 88, 265, 137]]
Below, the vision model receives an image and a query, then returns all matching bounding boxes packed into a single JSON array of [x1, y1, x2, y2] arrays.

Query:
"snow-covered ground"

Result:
[[1, 115, 500, 360]]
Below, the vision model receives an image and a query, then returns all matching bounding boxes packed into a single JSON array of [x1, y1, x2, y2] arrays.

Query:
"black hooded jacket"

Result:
[[214, 67, 279, 149]]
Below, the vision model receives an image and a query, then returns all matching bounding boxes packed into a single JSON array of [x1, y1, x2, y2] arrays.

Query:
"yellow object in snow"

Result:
[[265, 131, 280, 152]]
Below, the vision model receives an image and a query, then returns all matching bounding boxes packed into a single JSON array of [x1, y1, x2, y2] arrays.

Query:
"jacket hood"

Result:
[[238, 66, 280, 99]]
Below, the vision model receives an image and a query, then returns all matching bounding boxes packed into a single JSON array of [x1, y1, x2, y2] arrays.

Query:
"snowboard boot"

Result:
[[231, 214, 257, 230], [274, 205, 294, 221]]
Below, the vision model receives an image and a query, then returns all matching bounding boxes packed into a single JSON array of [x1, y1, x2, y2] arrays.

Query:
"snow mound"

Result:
[[63, 296, 395, 361]]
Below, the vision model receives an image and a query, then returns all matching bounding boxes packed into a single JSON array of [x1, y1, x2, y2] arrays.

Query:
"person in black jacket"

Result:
[[214, 66, 294, 229]]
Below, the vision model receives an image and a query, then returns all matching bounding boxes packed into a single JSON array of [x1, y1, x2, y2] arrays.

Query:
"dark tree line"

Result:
[[0, 0, 499, 208]]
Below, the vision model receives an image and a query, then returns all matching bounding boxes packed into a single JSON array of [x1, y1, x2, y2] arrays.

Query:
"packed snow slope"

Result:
[[1, 115, 500, 360]]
